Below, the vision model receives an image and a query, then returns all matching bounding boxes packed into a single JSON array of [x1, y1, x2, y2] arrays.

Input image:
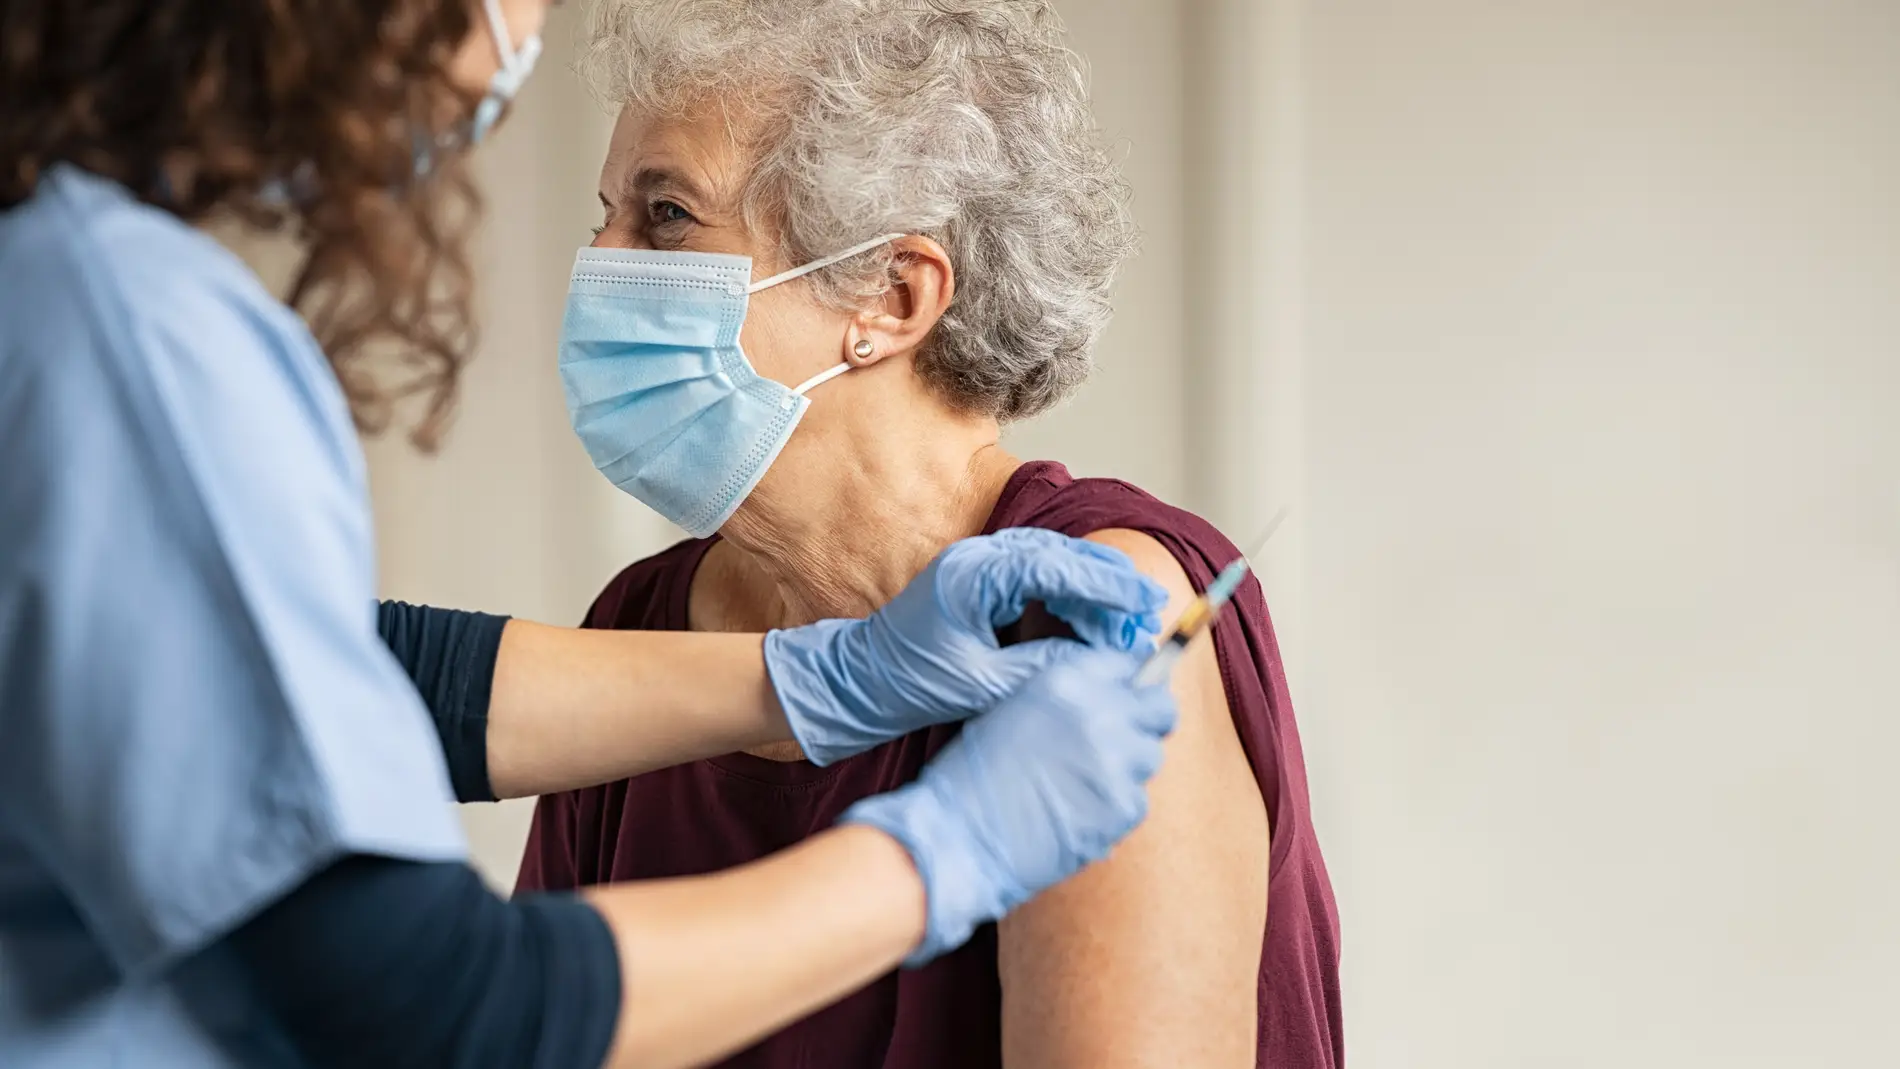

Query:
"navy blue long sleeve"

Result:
[[228, 856, 622, 1069], [215, 605, 624, 1068], [377, 601, 510, 803]]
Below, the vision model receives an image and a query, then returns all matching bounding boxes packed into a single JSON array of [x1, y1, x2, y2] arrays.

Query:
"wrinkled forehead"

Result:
[[600, 97, 769, 214]]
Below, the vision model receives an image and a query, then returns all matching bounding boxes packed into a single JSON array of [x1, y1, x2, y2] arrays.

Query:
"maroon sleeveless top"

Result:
[[518, 461, 1343, 1068]]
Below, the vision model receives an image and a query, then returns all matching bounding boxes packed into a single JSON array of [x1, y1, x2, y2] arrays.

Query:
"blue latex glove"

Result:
[[764, 528, 1167, 766], [842, 646, 1178, 964]]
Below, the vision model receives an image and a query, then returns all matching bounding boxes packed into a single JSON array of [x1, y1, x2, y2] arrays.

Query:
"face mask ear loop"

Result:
[[781, 362, 855, 409], [748, 233, 907, 295], [482, 0, 518, 68]]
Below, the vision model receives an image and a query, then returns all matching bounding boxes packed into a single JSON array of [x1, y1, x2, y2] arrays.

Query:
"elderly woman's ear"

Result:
[[848, 235, 956, 368]]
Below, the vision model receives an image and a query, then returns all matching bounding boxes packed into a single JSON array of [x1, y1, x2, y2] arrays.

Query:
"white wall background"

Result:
[[363, 2, 1900, 1064], [1301, 3, 1899, 1066]]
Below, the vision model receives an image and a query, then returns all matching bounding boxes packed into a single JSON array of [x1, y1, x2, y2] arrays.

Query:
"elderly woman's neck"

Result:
[[722, 427, 1019, 625]]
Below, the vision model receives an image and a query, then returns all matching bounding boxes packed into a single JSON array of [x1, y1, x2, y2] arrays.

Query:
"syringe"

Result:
[[1133, 507, 1289, 688]]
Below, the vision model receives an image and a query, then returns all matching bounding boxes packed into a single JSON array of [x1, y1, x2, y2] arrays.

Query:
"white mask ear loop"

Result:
[[481, 0, 542, 84], [784, 362, 857, 409], [483, 0, 519, 66], [757, 232, 906, 409], [748, 233, 907, 295]]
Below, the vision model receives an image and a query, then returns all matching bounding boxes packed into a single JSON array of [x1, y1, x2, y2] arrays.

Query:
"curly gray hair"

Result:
[[581, 0, 1136, 421]]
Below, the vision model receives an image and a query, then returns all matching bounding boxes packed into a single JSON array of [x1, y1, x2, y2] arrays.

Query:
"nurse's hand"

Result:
[[764, 528, 1167, 766], [841, 646, 1177, 963]]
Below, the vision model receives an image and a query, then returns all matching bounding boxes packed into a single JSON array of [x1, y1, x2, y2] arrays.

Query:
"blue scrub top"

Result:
[[0, 168, 465, 1065]]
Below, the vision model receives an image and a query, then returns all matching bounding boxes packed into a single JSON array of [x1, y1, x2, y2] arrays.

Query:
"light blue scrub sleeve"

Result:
[[0, 168, 464, 981]]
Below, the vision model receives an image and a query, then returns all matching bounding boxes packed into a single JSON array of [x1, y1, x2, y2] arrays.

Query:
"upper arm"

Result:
[[0, 229, 463, 976], [377, 602, 512, 804], [997, 530, 1269, 1068]]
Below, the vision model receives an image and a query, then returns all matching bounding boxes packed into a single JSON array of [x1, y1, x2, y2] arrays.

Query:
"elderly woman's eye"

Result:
[[649, 200, 694, 225]]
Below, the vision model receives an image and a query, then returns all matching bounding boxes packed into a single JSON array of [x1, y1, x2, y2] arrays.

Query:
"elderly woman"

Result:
[[522, 1, 1340, 1067]]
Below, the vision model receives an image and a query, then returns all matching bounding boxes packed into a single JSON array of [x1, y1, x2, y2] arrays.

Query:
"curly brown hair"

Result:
[[0, 0, 490, 448]]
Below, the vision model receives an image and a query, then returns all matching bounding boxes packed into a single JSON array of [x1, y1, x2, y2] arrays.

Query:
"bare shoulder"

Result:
[[1081, 529, 1200, 623], [997, 524, 1270, 1068]]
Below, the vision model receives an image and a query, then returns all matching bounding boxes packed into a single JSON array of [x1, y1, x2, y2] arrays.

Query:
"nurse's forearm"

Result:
[[585, 823, 925, 1069], [486, 619, 793, 799], [233, 827, 924, 1069], [374, 602, 794, 801]]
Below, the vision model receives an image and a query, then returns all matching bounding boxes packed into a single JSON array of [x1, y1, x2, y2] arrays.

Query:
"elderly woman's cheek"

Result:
[[740, 294, 843, 387]]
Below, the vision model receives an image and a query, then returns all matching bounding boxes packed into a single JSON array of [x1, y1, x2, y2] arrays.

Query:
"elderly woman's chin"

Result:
[[529, 3, 1342, 1067]]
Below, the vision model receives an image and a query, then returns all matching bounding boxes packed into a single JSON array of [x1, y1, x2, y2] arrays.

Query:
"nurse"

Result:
[[0, 3, 1177, 1068]]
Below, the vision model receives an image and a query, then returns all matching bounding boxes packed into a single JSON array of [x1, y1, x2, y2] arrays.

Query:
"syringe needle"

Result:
[[1243, 505, 1292, 565], [1132, 505, 1291, 688]]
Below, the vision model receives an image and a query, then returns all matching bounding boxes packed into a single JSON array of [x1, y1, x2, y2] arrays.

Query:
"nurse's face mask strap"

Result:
[[469, 0, 544, 145]]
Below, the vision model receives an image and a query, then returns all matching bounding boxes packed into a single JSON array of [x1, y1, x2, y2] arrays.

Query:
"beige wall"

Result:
[[1298, 3, 1900, 1065], [364, 2, 1899, 1064]]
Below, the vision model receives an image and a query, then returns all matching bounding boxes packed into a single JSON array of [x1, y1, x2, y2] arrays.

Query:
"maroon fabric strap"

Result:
[[517, 461, 1342, 1069]]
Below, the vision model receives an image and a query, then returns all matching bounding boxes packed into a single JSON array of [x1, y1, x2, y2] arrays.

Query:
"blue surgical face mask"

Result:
[[559, 233, 904, 538]]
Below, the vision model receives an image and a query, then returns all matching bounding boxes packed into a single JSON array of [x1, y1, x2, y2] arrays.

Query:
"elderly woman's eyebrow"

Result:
[[624, 166, 714, 208], [597, 166, 715, 212]]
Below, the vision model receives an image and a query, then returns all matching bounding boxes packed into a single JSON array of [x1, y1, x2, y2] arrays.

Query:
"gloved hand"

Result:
[[841, 646, 1177, 964], [764, 528, 1167, 766]]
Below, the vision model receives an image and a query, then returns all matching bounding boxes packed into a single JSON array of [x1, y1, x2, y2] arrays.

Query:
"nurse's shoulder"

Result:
[[0, 164, 360, 477], [0, 165, 462, 983]]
